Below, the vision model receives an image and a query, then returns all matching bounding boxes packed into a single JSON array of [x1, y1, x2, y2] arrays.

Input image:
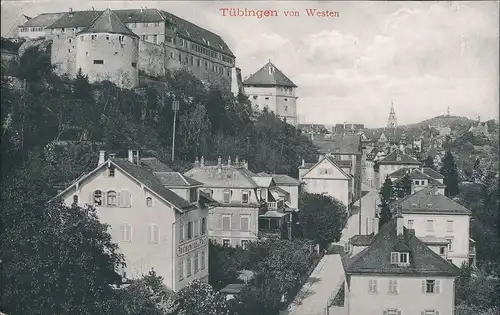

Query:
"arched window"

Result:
[[107, 191, 117, 206], [93, 190, 102, 206], [120, 223, 132, 242], [146, 197, 153, 207], [201, 217, 207, 235], [148, 224, 160, 243], [73, 195, 79, 204]]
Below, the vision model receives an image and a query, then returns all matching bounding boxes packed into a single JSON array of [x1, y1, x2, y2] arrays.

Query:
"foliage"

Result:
[[455, 264, 500, 312], [394, 173, 412, 198], [423, 155, 435, 169], [208, 240, 246, 291], [298, 192, 348, 249], [440, 150, 460, 197], [455, 304, 500, 315], [470, 158, 483, 183], [170, 280, 231, 315], [378, 175, 396, 227]]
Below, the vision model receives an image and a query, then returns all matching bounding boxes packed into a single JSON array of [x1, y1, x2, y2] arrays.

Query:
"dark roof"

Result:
[[160, 10, 235, 57], [350, 234, 375, 246], [140, 157, 173, 172], [155, 172, 202, 187], [423, 167, 444, 179], [271, 174, 302, 186], [426, 147, 439, 158], [22, 12, 65, 27], [243, 62, 297, 87], [78, 9, 137, 37], [377, 149, 421, 165], [115, 9, 166, 23], [391, 186, 471, 215], [336, 160, 352, 168], [199, 190, 218, 206], [111, 158, 196, 210], [345, 219, 459, 276], [313, 134, 361, 154], [47, 11, 101, 29]]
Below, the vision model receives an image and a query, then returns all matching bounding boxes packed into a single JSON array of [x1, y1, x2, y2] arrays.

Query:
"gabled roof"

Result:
[[270, 186, 290, 196], [377, 149, 421, 165], [22, 12, 65, 27], [47, 10, 101, 29], [344, 219, 459, 276], [243, 61, 297, 87], [422, 167, 444, 179], [391, 186, 471, 215], [252, 176, 274, 188], [350, 234, 375, 246], [302, 155, 350, 180], [271, 174, 302, 186], [77, 9, 137, 37], [313, 134, 361, 154], [140, 157, 173, 172], [184, 165, 259, 188], [154, 172, 202, 187]]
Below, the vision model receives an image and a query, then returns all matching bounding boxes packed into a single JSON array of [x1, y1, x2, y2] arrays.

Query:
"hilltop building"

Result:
[[4, 14, 32, 39], [15, 8, 235, 89], [53, 150, 213, 291], [243, 61, 298, 127]]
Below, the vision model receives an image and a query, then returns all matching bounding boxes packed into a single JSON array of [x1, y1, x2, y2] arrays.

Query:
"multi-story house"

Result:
[[243, 61, 298, 127], [389, 167, 446, 195], [374, 149, 421, 189], [344, 210, 460, 315], [390, 186, 474, 267], [53, 150, 212, 291], [299, 154, 352, 208], [184, 157, 294, 247], [333, 123, 365, 135], [17, 8, 235, 89], [313, 134, 363, 203]]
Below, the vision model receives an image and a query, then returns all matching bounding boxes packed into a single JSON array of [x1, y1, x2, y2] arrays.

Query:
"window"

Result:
[[385, 309, 400, 315], [178, 259, 184, 281], [148, 224, 160, 243], [391, 252, 410, 265], [422, 280, 440, 294], [190, 56, 194, 65], [72, 195, 79, 204], [284, 105, 288, 111], [253, 95, 258, 100], [107, 191, 117, 206], [399, 252, 409, 264], [426, 220, 434, 231], [120, 223, 132, 242], [240, 215, 249, 232], [80, 36, 84, 41], [141, 35, 147, 41], [186, 256, 192, 277], [194, 253, 199, 272], [179, 224, 184, 242], [241, 240, 249, 248], [146, 197, 153, 207], [93, 190, 103, 206], [108, 165, 115, 177], [201, 250, 206, 269], [388, 279, 398, 294], [446, 220, 454, 232], [178, 53, 182, 62], [189, 188, 197, 202], [242, 191, 249, 204], [105, 35, 109, 40], [407, 219, 414, 230], [194, 220, 199, 237], [119, 35, 124, 41], [222, 239, 230, 247], [187, 222, 193, 239], [154, 22, 159, 27], [197, 59, 201, 67], [68, 38, 72, 43], [144, 23, 149, 27], [118, 190, 131, 207], [223, 190, 231, 203], [265, 97, 269, 100], [222, 215, 231, 231], [446, 237, 454, 251], [201, 217, 207, 235], [170, 51, 174, 58], [423, 310, 438, 315], [131, 62, 137, 68], [439, 246, 446, 255], [93, 60, 104, 64], [368, 279, 378, 294]]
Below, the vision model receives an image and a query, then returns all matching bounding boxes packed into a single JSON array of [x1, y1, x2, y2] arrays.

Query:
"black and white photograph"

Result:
[[1, 1, 499, 315]]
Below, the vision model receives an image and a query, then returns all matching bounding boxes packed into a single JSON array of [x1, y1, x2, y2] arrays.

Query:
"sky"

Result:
[[1, 0, 499, 127]]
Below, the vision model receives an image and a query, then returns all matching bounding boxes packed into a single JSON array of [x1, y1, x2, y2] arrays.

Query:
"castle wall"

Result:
[[76, 32, 139, 89], [138, 40, 166, 78], [51, 34, 77, 78]]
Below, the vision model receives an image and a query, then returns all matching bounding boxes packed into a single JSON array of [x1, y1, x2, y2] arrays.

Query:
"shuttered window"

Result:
[[120, 223, 132, 242], [222, 215, 231, 231], [201, 250, 206, 269], [148, 224, 160, 243], [240, 215, 249, 232], [186, 256, 192, 277], [178, 259, 184, 281], [368, 279, 378, 294], [118, 190, 131, 207]]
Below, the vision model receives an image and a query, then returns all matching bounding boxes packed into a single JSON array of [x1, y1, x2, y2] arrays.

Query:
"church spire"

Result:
[[387, 101, 398, 129]]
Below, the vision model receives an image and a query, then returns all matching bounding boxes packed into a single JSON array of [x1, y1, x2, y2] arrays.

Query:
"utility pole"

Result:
[[171, 99, 179, 161]]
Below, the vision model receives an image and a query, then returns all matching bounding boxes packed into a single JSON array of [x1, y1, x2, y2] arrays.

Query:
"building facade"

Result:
[[54, 150, 210, 291], [243, 61, 298, 127], [17, 8, 235, 90], [374, 149, 422, 189]]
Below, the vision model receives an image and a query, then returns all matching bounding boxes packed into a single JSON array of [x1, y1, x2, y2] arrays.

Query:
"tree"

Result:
[[470, 158, 483, 183], [394, 174, 412, 198], [378, 175, 396, 227], [440, 150, 460, 197], [423, 155, 436, 169], [298, 192, 348, 250], [169, 280, 231, 315]]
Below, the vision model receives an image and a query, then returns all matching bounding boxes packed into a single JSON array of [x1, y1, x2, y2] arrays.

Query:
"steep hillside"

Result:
[[403, 115, 474, 129]]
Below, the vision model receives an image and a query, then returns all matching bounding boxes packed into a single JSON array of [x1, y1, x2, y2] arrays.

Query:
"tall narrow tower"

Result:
[[387, 101, 398, 129]]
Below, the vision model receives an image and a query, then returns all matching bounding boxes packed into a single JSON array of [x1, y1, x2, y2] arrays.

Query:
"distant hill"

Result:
[[402, 115, 474, 129]]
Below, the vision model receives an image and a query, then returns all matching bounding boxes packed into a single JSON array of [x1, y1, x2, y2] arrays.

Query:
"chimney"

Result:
[[135, 150, 140, 165], [396, 205, 404, 236], [301, 159, 305, 167], [98, 150, 106, 165], [318, 154, 325, 162], [372, 216, 379, 235], [200, 156, 205, 167], [109, 153, 116, 159], [228, 156, 231, 167], [194, 156, 200, 167], [128, 149, 134, 163]]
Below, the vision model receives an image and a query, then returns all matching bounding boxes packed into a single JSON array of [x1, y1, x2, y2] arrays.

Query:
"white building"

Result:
[[243, 61, 298, 127], [390, 186, 474, 267], [389, 167, 446, 195], [374, 149, 421, 189], [344, 211, 460, 315], [299, 154, 351, 208], [53, 150, 210, 291]]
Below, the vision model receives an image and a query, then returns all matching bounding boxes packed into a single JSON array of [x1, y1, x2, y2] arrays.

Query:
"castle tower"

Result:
[[387, 102, 398, 129], [242, 60, 298, 127], [75, 9, 139, 89]]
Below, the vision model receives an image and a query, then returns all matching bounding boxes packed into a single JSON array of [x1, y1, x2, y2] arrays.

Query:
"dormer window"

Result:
[[242, 191, 249, 204], [189, 188, 197, 202], [390, 252, 410, 266], [223, 190, 231, 203]]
